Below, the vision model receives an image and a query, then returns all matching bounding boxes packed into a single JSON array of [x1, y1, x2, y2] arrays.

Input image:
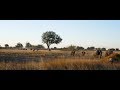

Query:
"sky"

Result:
[[0, 20, 120, 49]]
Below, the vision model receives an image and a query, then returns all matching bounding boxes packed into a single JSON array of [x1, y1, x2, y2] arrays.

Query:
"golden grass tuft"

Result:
[[102, 53, 120, 63]]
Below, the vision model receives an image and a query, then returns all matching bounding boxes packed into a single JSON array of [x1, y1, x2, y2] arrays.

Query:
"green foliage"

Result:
[[25, 42, 32, 48], [67, 45, 76, 50], [76, 46, 84, 50], [42, 31, 62, 51], [116, 48, 119, 51], [101, 48, 106, 51], [36, 44, 45, 49], [5, 44, 9, 48], [15, 42, 23, 49], [87, 47, 95, 50]]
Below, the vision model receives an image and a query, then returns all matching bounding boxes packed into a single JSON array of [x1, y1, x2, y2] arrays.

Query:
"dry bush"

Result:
[[102, 53, 120, 63]]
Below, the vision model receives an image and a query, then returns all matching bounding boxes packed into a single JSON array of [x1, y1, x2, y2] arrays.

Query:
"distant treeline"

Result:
[[57, 45, 120, 51], [0, 43, 119, 51], [0, 42, 45, 50]]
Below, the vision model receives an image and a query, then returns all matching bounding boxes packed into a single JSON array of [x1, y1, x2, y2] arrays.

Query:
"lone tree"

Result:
[[15, 42, 23, 49], [42, 31, 62, 51], [5, 44, 9, 49], [25, 42, 32, 49]]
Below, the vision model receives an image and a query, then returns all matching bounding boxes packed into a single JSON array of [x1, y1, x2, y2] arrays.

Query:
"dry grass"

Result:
[[0, 61, 44, 70], [0, 58, 120, 70], [0, 49, 120, 70], [41, 59, 120, 70], [102, 53, 120, 62]]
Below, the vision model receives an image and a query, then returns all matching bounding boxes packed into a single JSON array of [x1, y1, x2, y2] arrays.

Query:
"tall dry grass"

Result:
[[41, 59, 120, 70], [0, 58, 120, 70], [0, 49, 120, 70]]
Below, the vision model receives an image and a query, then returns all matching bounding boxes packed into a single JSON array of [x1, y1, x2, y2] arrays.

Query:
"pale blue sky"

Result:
[[0, 20, 120, 49]]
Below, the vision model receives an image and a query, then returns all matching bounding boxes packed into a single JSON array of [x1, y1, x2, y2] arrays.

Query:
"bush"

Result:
[[103, 53, 120, 62]]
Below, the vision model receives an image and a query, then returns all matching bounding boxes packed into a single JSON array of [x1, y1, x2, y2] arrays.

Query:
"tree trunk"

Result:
[[47, 44, 51, 51]]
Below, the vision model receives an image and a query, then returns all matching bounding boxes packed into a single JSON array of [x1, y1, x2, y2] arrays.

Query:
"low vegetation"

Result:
[[0, 49, 120, 70]]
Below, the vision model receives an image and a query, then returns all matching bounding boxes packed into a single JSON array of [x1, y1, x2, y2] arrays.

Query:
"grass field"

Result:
[[0, 49, 120, 70]]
